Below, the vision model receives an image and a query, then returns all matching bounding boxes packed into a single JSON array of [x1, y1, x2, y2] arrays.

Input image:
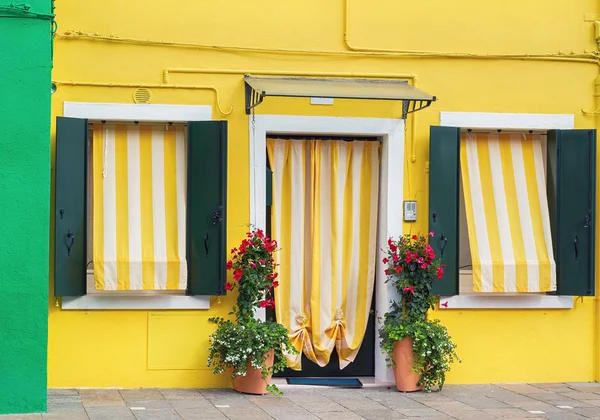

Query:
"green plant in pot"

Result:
[[207, 228, 298, 396], [379, 232, 460, 392]]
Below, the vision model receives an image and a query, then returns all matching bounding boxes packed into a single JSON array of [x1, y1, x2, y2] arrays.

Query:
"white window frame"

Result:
[[438, 111, 575, 310], [60, 102, 213, 310], [249, 114, 405, 383]]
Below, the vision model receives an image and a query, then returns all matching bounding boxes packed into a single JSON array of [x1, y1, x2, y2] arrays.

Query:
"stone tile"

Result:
[[546, 400, 596, 408], [566, 382, 600, 389], [48, 390, 80, 397], [562, 391, 600, 400], [315, 413, 365, 420], [497, 384, 554, 394], [395, 407, 447, 417], [284, 394, 333, 404], [572, 407, 600, 418], [350, 409, 404, 420], [215, 406, 268, 419], [169, 400, 214, 410], [399, 417, 453, 420], [336, 398, 388, 411], [46, 402, 86, 413], [85, 407, 136, 420], [42, 414, 89, 420], [451, 395, 511, 409], [585, 400, 600, 407], [504, 399, 554, 409], [0, 415, 43, 420], [132, 408, 182, 420], [247, 395, 296, 408], [298, 401, 350, 413], [442, 410, 496, 419], [175, 408, 228, 420], [482, 408, 547, 418], [158, 390, 202, 400], [525, 392, 574, 402], [80, 390, 125, 408], [78, 390, 121, 400], [120, 390, 164, 402], [537, 413, 587, 420], [420, 400, 475, 412], [377, 395, 429, 410], [198, 390, 240, 399], [81, 397, 126, 408], [263, 407, 320, 420], [47, 398, 82, 408], [207, 397, 256, 408], [126, 400, 172, 410]]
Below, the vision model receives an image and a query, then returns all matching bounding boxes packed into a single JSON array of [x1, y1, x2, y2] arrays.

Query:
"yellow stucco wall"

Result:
[[49, 0, 600, 387]]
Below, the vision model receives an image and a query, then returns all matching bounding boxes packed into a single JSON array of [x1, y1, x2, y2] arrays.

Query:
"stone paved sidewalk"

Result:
[[5, 383, 600, 419]]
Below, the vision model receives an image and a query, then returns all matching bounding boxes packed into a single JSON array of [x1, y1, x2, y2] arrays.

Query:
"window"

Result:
[[429, 125, 596, 297], [457, 131, 550, 296], [54, 117, 228, 298]]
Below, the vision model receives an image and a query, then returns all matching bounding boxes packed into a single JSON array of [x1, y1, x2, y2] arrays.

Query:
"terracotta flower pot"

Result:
[[232, 349, 275, 395], [392, 337, 424, 392]]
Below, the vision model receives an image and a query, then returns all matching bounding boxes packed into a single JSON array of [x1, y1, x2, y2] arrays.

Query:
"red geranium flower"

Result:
[[403, 286, 415, 294], [388, 238, 397, 253], [272, 281, 279, 288], [233, 268, 243, 281], [395, 266, 402, 274], [382, 257, 389, 264], [224, 282, 233, 291], [436, 266, 445, 280], [226, 260, 233, 270]]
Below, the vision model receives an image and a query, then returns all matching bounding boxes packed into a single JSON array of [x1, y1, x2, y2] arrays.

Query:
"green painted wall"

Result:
[[0, 0, 52, 414]]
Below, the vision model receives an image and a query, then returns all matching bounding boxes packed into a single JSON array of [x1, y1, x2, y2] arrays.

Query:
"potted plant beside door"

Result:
[[379, 233, 460, 392], [207, 228, 298, 396]]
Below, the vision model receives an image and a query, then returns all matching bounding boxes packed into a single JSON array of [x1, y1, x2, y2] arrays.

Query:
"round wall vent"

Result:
[[133, 88, 151, 104]]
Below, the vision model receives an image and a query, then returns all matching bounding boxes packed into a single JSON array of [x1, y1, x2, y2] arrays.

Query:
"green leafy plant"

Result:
[[207, 228, 298, 395], [379, 233, 460, 392]]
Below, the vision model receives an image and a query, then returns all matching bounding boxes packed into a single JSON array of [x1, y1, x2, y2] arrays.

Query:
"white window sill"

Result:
[[61, 295, 211, 310], [439, 295, 573, 309]]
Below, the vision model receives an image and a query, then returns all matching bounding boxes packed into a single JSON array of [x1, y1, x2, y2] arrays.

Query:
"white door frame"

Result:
[[249, 114, 405, 382]]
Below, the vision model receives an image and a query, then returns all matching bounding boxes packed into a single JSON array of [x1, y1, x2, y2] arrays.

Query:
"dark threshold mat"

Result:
[[285, 377, 363, 387]]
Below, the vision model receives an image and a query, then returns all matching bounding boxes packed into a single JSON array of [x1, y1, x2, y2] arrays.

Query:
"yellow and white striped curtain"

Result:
[[460, 133, 556, 293], [92, 124, 187, 291], [267, 138, 379, 370]]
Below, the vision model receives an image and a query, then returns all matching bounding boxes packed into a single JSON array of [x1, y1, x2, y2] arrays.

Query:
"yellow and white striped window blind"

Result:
[[92, 124, 187, 291], [460, 132, 556, 293]]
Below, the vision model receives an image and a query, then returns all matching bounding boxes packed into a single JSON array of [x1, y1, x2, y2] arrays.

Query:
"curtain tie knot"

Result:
[[334, 308, 344, 321], [295, 312, 308, 326]]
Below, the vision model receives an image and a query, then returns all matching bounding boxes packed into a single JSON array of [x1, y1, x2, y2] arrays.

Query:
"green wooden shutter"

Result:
[[54, 117, 88, 297], [429, 126, 460, 296], [187, 121, 228, 296], [547, 129, 596, 296]]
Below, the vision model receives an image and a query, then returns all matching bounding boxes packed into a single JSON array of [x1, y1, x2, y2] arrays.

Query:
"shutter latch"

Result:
[[212, 206, 223, 225], [65, 229, 75, 256], [585, 210, 592, 228]]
